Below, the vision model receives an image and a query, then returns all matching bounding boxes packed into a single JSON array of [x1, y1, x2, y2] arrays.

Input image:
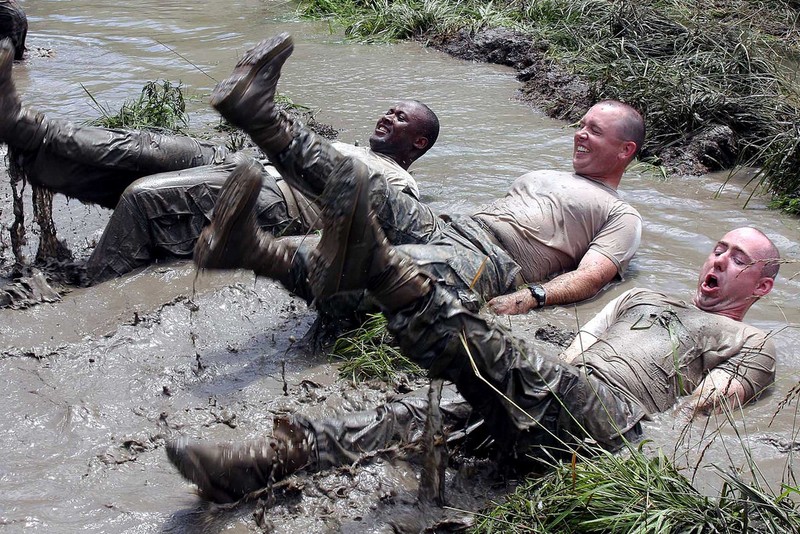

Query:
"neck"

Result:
[[578, 173, 621, 190], [377, 149, 413, 170]]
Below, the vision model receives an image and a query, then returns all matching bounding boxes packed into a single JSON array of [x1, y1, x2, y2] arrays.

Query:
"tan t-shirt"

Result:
[[332, 142, 420, 200], [562, 288, 777, 414], [472, 170, 641, 283], [268, 142, 420, 230]]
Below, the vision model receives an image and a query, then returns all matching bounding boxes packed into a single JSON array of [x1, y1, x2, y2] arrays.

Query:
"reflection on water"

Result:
[[2, 0, 799, 531]]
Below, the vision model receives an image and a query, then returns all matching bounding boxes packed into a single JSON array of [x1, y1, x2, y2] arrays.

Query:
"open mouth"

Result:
[[374, 121, 390, 135], [576, 145, 589, 153], [703, 273, 719, 289]]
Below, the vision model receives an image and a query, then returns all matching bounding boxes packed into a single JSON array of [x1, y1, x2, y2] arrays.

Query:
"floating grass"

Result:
[[331, 312, 423, 384], [84, 80, 188, 132]]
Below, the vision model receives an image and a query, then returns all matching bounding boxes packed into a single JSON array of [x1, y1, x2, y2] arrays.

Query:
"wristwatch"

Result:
[[528, 284, 547, 308]]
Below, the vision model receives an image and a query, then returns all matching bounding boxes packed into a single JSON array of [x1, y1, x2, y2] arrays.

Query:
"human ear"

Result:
[[413, 136, 429, 151], [753, 277, 774, 297], [620, 140, 637, 159]]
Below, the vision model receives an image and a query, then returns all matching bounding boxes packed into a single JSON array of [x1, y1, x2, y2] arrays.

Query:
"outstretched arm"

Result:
[[487, 249, 619, 315]]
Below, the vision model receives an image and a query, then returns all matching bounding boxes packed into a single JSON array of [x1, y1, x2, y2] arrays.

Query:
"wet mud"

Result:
[[1, 2, 799, 531], [0, 263, 517, 532]]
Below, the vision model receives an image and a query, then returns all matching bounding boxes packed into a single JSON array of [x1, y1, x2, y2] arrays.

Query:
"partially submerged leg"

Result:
[[0, 40, 224, 207], [166, 387, 474, 503]]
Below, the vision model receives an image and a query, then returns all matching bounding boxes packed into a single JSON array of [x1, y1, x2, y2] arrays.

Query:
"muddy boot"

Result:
[[166, 418, 314, 503], [211, 34, 294, 158], [310, 157, 432, 312], [194, 160, 296, 284]]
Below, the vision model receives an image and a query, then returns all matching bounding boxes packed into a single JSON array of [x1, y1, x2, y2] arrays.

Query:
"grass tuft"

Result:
[[471, 442, 800, 533], [331, 313, 423, 384], [84, 80, 188, 132]]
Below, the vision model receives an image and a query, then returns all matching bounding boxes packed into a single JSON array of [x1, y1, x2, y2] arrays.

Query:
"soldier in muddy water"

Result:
[[0, 38, 438, 290], [191, 34, 644, 321]]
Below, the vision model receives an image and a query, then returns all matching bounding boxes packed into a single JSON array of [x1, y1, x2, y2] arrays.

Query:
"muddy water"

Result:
[[1, 0, 799, 532]]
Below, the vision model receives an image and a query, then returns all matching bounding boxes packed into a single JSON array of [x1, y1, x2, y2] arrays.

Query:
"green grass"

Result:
[[470, 442, 800, 533], [331, 313, 424, 384], [298, 0, 800, 214], [84, 80, 188, 132]]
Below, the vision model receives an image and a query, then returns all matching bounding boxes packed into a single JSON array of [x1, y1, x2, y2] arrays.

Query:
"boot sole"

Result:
[[310, 159, 377, 299], [194, 160, 262, 269], [211, 33, 294, 127]]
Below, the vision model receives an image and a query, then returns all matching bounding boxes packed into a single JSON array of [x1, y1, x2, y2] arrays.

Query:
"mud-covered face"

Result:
[[572, 103, 633, 183], [369, 101, 428, 166], [693, 228, 775, 321]]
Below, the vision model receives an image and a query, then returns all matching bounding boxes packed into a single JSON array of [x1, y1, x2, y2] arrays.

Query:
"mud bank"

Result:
[[427, 27, 737, 177]]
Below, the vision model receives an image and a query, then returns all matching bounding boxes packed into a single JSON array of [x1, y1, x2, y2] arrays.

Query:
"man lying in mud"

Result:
[[167, 151, 778, 503], [190, 34, 644, 316], [0, 38, 438, 285]]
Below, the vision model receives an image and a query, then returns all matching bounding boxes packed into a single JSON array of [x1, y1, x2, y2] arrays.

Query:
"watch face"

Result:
[[529, 285, 546, 307]]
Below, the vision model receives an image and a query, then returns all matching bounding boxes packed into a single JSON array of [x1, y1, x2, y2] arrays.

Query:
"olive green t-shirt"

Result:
[[472, 170, 641, 283], [563, 288, 777, 414]]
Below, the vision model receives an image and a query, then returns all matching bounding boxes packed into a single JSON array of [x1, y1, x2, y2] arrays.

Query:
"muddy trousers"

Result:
[[84, 158, 306, 283], [294, 384, 479, 470], [377, 286, 646, 459], [290, 287, 644, 471], [11, 124, 310, 282], [16, 122, 228, 208]]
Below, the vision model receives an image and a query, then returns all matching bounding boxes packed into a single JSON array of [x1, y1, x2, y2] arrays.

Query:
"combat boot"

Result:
[[166, 418, 314, 503], [210, 33, 295, 159], [309, 156, 432, 312], [194, 160, 296, 284]]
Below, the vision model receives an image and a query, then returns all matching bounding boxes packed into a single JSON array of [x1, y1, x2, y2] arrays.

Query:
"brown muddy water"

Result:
[[1, 0, 799, 532]]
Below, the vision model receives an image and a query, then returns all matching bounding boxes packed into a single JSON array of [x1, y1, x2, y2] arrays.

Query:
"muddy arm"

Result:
[[487, 250, 618, 315]]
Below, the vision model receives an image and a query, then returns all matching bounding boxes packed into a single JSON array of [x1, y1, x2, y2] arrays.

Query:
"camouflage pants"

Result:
[[293, 286, 644, 471], [295, 383, 479, 470], [15, 124, 306, 282], [84, 156, 305, 283]]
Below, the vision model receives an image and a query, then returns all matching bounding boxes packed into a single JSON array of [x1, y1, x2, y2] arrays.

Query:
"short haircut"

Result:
[[752, 228, 781, 279], [597, 100, 645, 158], [410, 100, 440, 154]]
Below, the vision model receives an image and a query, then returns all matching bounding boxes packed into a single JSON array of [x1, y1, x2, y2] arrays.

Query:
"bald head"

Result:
[[694, 227, 780, 321]]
